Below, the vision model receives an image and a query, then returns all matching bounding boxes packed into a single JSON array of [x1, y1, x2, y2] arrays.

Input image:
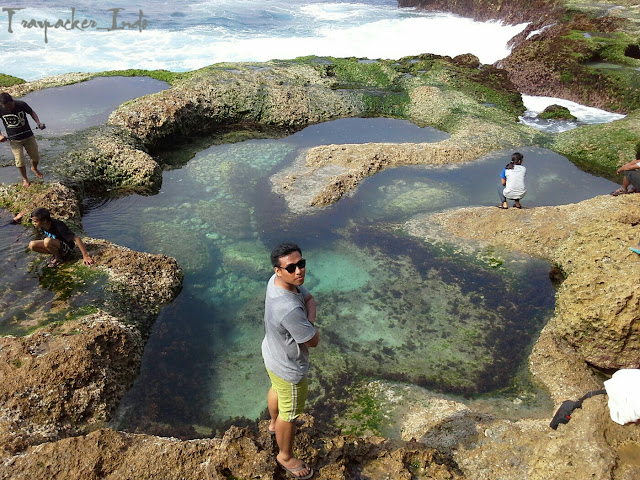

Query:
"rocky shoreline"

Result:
[[0, 0, 639, 478]]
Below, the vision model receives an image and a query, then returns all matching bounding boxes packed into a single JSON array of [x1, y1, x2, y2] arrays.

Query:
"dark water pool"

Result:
[[76, 118, 617, 436]]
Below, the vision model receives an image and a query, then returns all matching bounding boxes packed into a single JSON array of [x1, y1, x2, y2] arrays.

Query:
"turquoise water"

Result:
[[79, 118, 617, 436]]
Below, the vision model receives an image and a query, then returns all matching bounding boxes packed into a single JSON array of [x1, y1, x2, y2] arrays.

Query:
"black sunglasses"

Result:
[[278, 258, 306, 273]]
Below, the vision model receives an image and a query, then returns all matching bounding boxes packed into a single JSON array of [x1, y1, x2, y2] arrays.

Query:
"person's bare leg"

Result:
[[267, 387, 279, 433], [31, 161, 43, 179], [18, 166, 30, 187], [29, 240, 49, 254], [622, 176, 631, 192], [275, 417, 310, 478]]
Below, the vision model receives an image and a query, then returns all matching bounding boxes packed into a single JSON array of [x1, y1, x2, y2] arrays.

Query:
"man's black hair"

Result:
[[271, 242, 301, 267], [511, 152, 524, 164], [0, 93, 13, 105], [31, 207, 51, 222]]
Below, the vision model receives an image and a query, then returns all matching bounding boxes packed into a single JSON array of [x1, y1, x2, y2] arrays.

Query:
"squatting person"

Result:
[[497, 152, 526, 209], [0, 92, 46, 187], [262, 242, 318, 479], [25, 207, 94, 267]]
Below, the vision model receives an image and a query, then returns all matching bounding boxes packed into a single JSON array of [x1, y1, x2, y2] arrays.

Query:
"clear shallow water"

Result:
[[2, 1, 527, 80], [77, 118, 618, 436]]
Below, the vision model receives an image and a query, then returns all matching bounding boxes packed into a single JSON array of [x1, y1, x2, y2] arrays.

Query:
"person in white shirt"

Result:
[[497, 152, 526, 209]]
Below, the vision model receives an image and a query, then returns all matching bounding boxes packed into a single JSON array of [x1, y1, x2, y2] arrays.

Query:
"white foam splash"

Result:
[[0, 3, 528, 81], [519, 94, 626, 133]]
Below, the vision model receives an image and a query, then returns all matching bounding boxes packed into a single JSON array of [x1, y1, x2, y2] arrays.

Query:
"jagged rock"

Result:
[[397, 0, 562, 24], [0, 314, 143, 457], [60, 126, 162, 194], [403, 194, 640, 479], [108, 64, 364, 148], [452, 54, 480, 69], [0, 423, 463, 480]]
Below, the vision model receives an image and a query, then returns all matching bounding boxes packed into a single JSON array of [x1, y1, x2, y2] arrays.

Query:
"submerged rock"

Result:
[[140, 221, 211, 275]]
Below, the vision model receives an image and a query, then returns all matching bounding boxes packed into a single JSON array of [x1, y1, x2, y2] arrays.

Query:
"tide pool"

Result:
[[79, 118, 617, 436]]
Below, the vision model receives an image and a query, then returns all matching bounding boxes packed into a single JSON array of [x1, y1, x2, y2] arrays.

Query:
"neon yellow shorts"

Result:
[[267, 368, 308, 422]]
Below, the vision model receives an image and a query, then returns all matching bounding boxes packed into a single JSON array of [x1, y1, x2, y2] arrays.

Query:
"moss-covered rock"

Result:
[[502, 11, 640, 113], [551, 110, 640, 178], [57, 126, 162, 194], [0, 73, 25, 88], [0, 182, 81, 226], [538, 104, 577, 120]]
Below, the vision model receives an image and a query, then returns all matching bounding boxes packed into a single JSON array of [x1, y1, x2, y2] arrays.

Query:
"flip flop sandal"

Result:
[[277, 460, 314, 479], [611, 188, 627, 196], [46, 258, 62, 268], [495, 205, 508, 209], [630, 247, 640, 255]]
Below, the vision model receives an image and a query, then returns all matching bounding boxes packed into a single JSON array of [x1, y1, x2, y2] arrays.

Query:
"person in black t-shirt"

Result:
[[21, 207, 94, 267], [0, 92, 46, 187]]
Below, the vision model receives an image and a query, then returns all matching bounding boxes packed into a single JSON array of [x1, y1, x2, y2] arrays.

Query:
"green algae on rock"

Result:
[[551, 110, 640, 179], [59, 126, 162, 194], [538, 104, 577, 120]]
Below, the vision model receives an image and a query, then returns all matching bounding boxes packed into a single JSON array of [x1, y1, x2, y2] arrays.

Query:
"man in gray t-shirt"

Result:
[[262, 242, 318, 479]]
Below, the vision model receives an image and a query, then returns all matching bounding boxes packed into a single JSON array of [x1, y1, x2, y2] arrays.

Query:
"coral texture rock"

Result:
[[108, 64, 364, 148], [402, 194, 640, 479], [0, 423, 463, 480], [397, 0, 562, 23], [0, 182, 80, 225], [0, 314, 143, 456]]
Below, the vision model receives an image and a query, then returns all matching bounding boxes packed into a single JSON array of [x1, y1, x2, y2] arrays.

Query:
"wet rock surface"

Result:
[[0, 182, 80, 226]]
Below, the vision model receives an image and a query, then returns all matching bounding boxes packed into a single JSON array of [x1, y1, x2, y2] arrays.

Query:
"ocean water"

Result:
[[1, 0, 528, 80]]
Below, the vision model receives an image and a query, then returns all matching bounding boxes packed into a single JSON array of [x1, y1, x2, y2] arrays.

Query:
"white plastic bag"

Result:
[[604, 369, 640, 425]]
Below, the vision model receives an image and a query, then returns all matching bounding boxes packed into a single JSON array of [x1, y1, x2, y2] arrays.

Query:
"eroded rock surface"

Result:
[[0, 422, 463, 480], [0, 314, 143, 456]]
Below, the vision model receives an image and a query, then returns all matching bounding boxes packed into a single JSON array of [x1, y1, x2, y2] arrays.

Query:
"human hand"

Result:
[[83, 255, 94, 266], [37, 123, 46, 130], [12, 211, 27, 223], [0, 135, 6, 142]]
